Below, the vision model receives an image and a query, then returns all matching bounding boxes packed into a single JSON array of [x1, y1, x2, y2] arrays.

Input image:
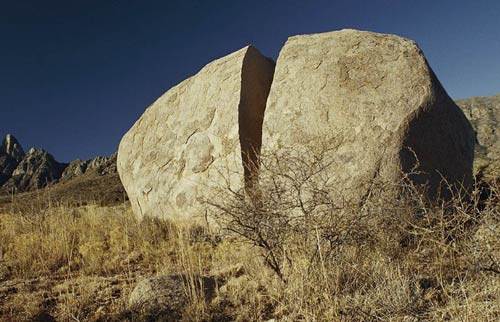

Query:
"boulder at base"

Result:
[[262, 29, 475, 201], [118, 46, 275, 220]]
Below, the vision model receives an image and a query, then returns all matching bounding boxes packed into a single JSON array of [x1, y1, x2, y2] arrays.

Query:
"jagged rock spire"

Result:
[[1, 134, 25, 163], [0, 133, 119, 194], [3, 146, 67, 192]]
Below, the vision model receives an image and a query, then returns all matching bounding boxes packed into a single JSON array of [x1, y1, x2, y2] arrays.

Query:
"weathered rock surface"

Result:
[[456, 94, 500, 181], [262, 29, 475, 201], [2, 147, 67, 193], [1, 134, 25, 163], [128, 275, 216, 321], [95, 152, 118, 175], [0, 134, 25, 186], [0, 133, 123, 208], [118, 46, 275, 220], [61, 158, 106, 180], [61, 153, 117, 181], [0, 155, 18, 186]]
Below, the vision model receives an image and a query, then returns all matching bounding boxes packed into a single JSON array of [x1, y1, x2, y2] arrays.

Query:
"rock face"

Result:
[[2, 147, 67, 193], [0, 134, 25, 185], [0, 133, 121, 197], [95, 152, 118, 176], [1, 134, 25, 163], [262, 29, 475, 201], [61, 158, 106, 180], [456, 94, 500, 181], [60, 153, 118, 181], [117, 46, 275, 220]]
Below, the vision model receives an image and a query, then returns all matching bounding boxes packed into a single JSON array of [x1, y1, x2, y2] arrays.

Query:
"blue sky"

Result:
[[1, 0, 499, 162]]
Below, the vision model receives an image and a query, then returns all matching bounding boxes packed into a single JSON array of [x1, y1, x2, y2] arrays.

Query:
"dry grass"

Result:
[[0, 172, 127, 213], [0, 204, 218, 321], [0, 167, 498, 321], [207, 145, 499, 321]]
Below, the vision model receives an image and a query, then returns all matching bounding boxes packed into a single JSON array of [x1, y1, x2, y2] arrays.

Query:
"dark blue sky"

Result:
[[1, 0, 499, 162]]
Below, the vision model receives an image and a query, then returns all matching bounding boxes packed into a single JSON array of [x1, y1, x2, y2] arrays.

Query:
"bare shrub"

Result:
[[209, 144, 379, 280], [208, 144, 500, 321]]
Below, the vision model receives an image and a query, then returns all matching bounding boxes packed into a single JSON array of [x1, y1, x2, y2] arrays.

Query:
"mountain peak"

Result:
[[0, 134, 119, 195], [1, 134, 25, 163]]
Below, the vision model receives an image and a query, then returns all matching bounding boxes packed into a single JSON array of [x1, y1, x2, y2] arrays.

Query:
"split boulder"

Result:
[[117, 46, 275, 220], [118, 29, 476, 222], [262, 29, 475, 201]]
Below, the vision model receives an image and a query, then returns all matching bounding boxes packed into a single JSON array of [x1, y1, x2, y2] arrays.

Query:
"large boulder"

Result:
[[118, 46, 275, 220], [262, 29, 475, 201], [456, 94, 500, 181]]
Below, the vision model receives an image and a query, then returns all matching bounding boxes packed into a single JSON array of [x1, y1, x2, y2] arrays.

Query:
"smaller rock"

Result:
[[128, 274, 216, 321]]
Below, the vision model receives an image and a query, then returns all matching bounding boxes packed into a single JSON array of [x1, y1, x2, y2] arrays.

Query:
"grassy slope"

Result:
[[0, 171, 127, 213], [0, 184, 498, 321], [0, 130, 498, 321]]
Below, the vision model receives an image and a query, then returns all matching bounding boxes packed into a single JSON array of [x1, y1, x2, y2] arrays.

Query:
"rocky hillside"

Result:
[[456, 94, 500, 181], [1, 147, 67, 193], [0, 134, 125, 209]]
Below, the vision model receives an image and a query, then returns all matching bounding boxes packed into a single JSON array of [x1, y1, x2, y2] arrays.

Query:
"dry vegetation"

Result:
[[0, 150, 499, 321], [0, 172, 127, 213]]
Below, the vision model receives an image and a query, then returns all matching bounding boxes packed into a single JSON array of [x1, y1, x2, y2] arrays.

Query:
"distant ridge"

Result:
[[0, 133, 117, 193], [0, 134, 126, 210]]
